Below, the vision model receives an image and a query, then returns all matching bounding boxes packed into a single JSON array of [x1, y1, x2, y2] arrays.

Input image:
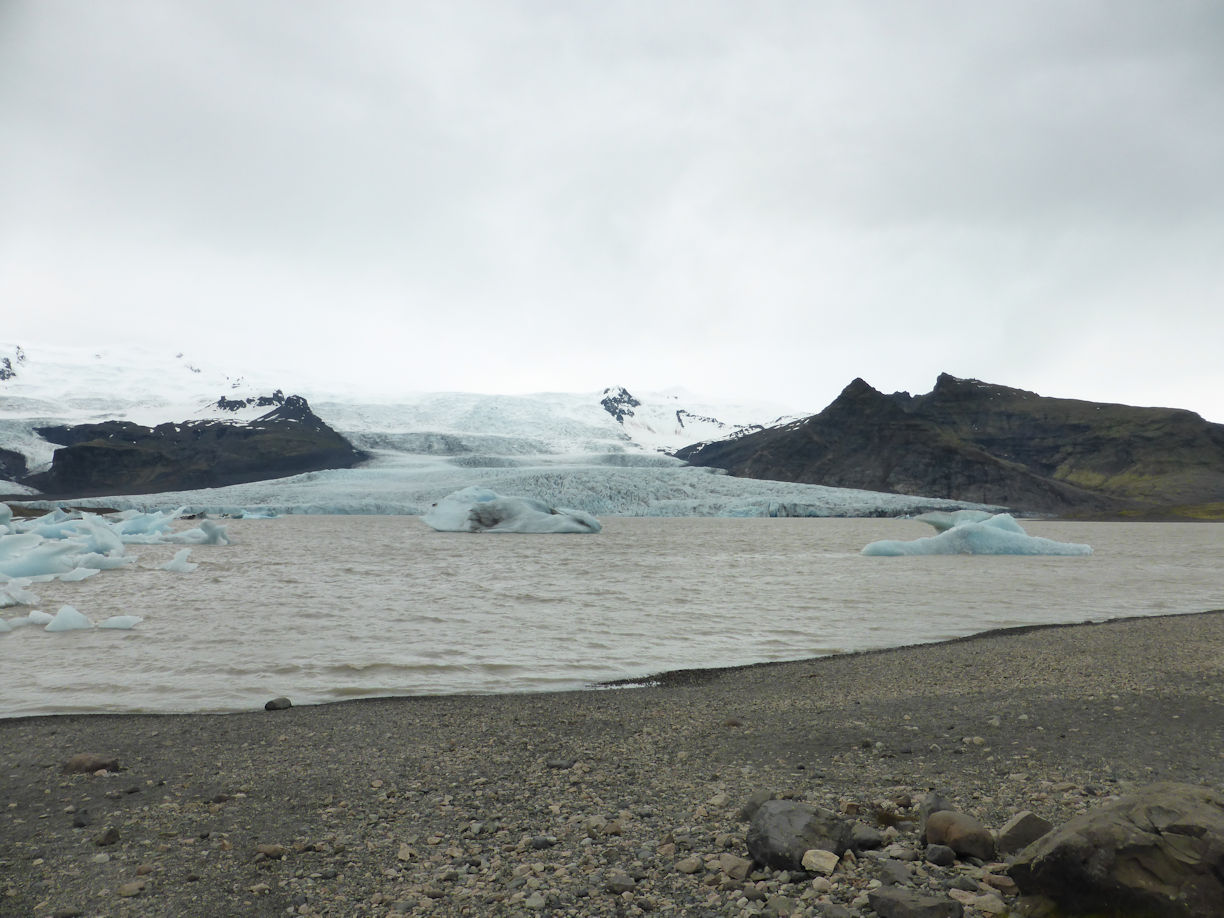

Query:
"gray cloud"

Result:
[[2, 1, 1222, 419]]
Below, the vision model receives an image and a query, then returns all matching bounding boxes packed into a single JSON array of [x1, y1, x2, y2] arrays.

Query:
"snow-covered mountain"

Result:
[[0, 342, 995, 517]]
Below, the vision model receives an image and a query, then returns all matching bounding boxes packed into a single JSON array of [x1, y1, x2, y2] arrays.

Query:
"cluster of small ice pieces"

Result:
[[0, 503, 228, 633], [422, 486, 602, 533], [861, 509, 1093, 556]]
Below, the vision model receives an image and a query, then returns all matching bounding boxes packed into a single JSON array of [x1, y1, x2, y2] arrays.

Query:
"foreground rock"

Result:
[[923, 810, 996, 861], [746, 799, 855, 869], [61, 753, 119, 774], [1009, 782, 1224, 917]]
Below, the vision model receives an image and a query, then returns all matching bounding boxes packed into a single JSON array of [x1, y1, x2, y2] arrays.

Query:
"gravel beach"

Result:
[[3, 609, 1223, 918]]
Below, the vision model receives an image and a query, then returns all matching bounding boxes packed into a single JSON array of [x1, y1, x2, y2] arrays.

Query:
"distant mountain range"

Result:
[[676, 374, 1224, 520], [6, 343, 1220, 519], [22, 394, 366, 499], [13, 343, 937, 518]]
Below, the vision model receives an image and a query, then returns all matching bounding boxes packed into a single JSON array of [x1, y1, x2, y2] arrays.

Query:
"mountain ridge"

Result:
[[675, 373, 1224, 519], [20, 396, 367, 499]]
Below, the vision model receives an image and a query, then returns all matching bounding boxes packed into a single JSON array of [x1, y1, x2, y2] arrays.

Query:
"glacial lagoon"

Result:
[[2, 516, 1221, 717]]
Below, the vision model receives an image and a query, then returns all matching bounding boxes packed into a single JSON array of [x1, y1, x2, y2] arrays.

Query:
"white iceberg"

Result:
[[4, 613, 35, 628], [73, 551, 136, 571], [862, 512, 1092, 557], [98, 614, 143, 629], [0, 540, 81, 578], [165, 519, 230, 545], [160, 548, 199, 572], [57, 566, 101, 582], [44, 604, 94, 631], [0, 578, 38, 607], [68, 514, 127, 555], [0, 531, 42, 557], [422, 486, 602, 534], [909, 509, 999, 533]]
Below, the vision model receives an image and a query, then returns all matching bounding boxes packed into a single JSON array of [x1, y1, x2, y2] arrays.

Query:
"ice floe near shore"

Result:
[[861, 511, 1093, 556], [0, 504, 225, 631], [423, 487, 601, 533]]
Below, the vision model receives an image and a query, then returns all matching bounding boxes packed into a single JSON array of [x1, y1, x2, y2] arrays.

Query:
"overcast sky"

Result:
[[2, 1, 1222, 419]]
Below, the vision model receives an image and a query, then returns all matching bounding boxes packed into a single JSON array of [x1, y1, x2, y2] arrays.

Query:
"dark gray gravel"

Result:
[[2, 610, 1222, 917]]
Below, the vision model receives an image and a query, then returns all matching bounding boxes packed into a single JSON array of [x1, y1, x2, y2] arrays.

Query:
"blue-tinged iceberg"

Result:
[[0, 502, 233, 631], [422, 486, 602, 534], [862, 511, 1092, 556]]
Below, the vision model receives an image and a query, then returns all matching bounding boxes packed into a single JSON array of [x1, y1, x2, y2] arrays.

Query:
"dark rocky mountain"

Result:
[[675, 374, 1224, 518], [600, 386, 641, 423], [21, 395, 366, 499]]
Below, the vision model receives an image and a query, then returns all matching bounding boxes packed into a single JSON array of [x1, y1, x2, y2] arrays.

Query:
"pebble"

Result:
[[116, 880, 145, 898]]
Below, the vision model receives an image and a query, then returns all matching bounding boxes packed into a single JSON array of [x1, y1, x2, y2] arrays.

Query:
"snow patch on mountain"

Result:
[[598, 385, 799, 454]]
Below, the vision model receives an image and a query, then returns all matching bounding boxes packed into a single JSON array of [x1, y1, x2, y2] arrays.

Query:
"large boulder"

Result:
[[924, 810, 996, 861], [996, 810, 1054, 855], [1008, 782, 1224, 917], [747, 799, 854, 870], [868, 886, 963, 918]]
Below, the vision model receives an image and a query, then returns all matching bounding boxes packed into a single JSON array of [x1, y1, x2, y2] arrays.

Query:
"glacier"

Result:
[[0, 342, 1004, 519], [15, 455, 999, 519], [861, 512, 1093, 556], [423, 487, 602, 534]]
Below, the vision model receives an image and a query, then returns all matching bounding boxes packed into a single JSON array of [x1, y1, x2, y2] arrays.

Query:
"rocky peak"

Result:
[[0, 346, 27, 382], [214, 390, 287, 412], [253, 394, 322, 427], [676, 373, 1224, 517], [600, 386, 641, 424]]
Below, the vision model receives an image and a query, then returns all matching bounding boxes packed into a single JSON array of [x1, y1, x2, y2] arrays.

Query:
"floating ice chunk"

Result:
[[241, 508, 279, 519], [160, 548, 199, 572], [114, 508, 182, 541], [0, 617, 9, 632], [27, 609, 54, 625], [0, 578, 38, 607], [422, 486, 602, 534], [911, 509, 1001, 533], [98, 615, 143, 629], [67, 515, 126, 555], [44, 605, 94, 631], [0, 532, 43, 560], [0, 540, 82, 578], [58, 567, 101, 582], [166, 519, 230, 545], [21, 516, 86, 540], [74, 551, 136, 571], [0, 503, 11, 530], [862, 512, 1092, 556]]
